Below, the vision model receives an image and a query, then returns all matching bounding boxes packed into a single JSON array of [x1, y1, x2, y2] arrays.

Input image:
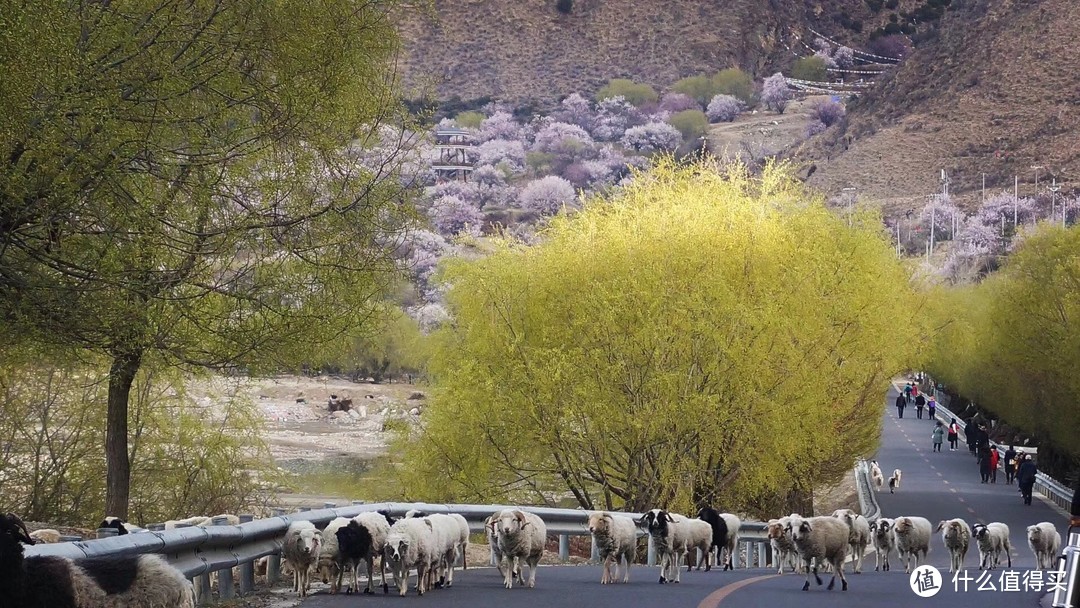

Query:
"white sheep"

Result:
[[282, 521, 322, 597], [422, 513, 460, 589], [485, 513, 520, 583], [588, 512, 637, 584], [786, 516, 849, 592], [869, 461, 884, 491], [868, 518, 896, 572], [892, 516, 932, 573], [164, 516, 211, 530], [767, 517, 799, 574], [28, 529, 62, 544], [493, 509, 546, 589], [316, 517, 351, 594], [1027, 522, 1061, 570], [671, 514, 713, 574], [383, 517, 435, 596], [831, 509, 871, 574], [972, 522, 1011, 570], [450, 513, 470, 573], [936, 518, 971, 573], [196, 514, 240, 527], [99, 516, 145, 535], [5, 514, 195, 608]]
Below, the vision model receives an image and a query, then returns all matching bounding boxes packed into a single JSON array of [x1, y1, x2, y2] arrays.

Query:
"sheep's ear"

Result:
[[935, 521, 945, 532], [425, 520, 433, 529], [513, 510, 527, 526], [800, 521, 812, 533], [603, 513, 613, 523], [868, 522, 877, 532], [663, 512, 675, 523]]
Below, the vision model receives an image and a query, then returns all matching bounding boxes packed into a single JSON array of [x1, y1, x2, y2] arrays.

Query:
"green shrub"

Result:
[[672, 75, 719, 106], [668, 109, 710, 141], [596, 78, 658, 106], [711, 68, 755, 105], [791, 56, 828, 82], [454, 111, 485, 129]]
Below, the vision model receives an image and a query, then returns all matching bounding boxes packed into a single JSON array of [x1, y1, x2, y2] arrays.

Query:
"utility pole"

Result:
[[896, 223, 901, 258], [1049, 178, 1062, 227], [1032, 165, 1044, 196], [1014, 175, 1019, 226], [982, 173, 986, 203]]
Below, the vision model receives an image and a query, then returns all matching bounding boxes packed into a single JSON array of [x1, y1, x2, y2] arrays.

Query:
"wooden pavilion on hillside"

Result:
[[433, 128, 476, 182]]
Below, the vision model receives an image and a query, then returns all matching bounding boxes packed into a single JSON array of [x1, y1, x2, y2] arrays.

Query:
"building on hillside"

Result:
[[433, 128, 475, 182]]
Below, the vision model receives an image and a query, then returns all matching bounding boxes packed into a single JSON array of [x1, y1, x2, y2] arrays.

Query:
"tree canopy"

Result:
[[0, 0, 414, 517], [398, 160, 918, 515], [924, 226, 1080, 459]]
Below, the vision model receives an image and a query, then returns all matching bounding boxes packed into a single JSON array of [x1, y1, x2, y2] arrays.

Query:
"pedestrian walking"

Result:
[[895, 393, 906, 418], [927, 395, 937, 421], [932, 421, 945, 452], [1004, 445, 1018, 484], [904, 382, 913, 404], [947, 418, 960, 451], [1017, 454, 1038, 505], [911, 383, 920, 403], [989, 447, 999, 483], [964, 420, 976, 455], [914, 393, 926, 419], [975, 424, 990, 451], [978, 445, 992, 483]]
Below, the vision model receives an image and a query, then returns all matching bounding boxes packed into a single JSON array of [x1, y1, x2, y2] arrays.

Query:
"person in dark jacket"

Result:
[[1017, 455, 1038, 505], [964, 421, 976, 455], [975, 425, 990, 451], [978, 445, 992, 483], [948, 418, 961, 451], [895, 393, 906, 418], [1004, 445, 1018, 485], [915, 393, 926, 419], [927, 395, 937, 421]]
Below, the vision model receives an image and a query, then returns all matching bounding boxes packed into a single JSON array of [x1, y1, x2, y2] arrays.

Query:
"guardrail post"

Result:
[[647, 535, 656, 566], [267, 509, 285, 585], [147, 523, 165, 532], [212, 517, 235, 600], [196, 572, 212, 606], [351, 500, 366, 506], [590, 536, 599, 563], [238, 515, 255, 594], [757, 542, 766, 568], [96, 528, 118, 539], [59, 535, 82, 542], [324, 502, 336, 509], [559, 534, 569, 561], [299, 507, 310, 512]]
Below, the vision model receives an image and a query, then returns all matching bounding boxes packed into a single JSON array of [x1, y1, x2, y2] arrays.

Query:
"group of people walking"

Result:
[[895, 382, 937, 420], [900, 381, 1041, 506]]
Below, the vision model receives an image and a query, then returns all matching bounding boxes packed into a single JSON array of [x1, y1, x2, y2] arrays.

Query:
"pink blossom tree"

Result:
[[706, 94, 744, 122], [659, 92, 701, 114], [591, 96, 646, 142], [809, 98, 846, 126], [519, 175, 577, 215], [621, 122, 681, 152], [553, 93, 596, 132], [429, 195, 483, 237], [476, 111, 523, 142], [473, 139, 527, 174], [833, 46, 855, 69], [761, 73, 791, 114]]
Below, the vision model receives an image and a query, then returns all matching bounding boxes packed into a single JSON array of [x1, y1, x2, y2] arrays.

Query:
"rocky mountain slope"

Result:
[[801, 0, 1080, 205], [395, 0, 893, 105]]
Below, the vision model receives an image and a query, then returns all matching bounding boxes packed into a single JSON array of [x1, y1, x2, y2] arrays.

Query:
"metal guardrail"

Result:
[[854, 459, 881, 523], [916, 378, 1074, 513], [24, 501, 775, 603]]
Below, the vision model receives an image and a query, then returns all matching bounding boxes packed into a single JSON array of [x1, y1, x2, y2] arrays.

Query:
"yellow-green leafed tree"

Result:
[[399, 160, 918, 515], [925, 226, 1080, 458]]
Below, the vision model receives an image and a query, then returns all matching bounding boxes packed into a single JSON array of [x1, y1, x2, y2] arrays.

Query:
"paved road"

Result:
[[299, 385, 1069, 608]]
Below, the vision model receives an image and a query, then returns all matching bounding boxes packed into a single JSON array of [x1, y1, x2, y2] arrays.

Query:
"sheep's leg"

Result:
[[398, 564, 409, 597], [417, 562, 428, 596], [657, 552, 668, 583], [527, 556, 539, 588], [503, 556, 514, 589], [801, 557, 813, 591], [622, 552, 631, 583]]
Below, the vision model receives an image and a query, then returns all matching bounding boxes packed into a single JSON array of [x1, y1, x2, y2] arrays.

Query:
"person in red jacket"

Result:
[[988, 448, 999, 483]]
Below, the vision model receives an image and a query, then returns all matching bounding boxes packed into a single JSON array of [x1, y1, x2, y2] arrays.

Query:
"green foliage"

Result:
[[791, 56, 829, 82], [526, 151, 557, 175], [668, 110, 710, 141], [925, 226, 1080, 459], [596, 78, 659, 107], [672, 76, 718, 106], [556, 0, 574, 14], [0, 349, 277, 525], [318, 307, 429, 383], [0, 0, 413, 515], [397, 160, 917, 515], [673, 69, 754, 107], [455, 111, 485, 129], [711, 68, 755, 105]]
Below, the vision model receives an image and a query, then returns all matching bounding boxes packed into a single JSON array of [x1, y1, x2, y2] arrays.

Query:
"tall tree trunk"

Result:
[[105, 351, 143, 519]]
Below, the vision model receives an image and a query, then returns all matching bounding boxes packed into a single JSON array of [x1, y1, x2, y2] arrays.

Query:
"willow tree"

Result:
[[399, 161, 918, 515], [925, 225, 1080, 460], [0, 1, 415, 517]]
